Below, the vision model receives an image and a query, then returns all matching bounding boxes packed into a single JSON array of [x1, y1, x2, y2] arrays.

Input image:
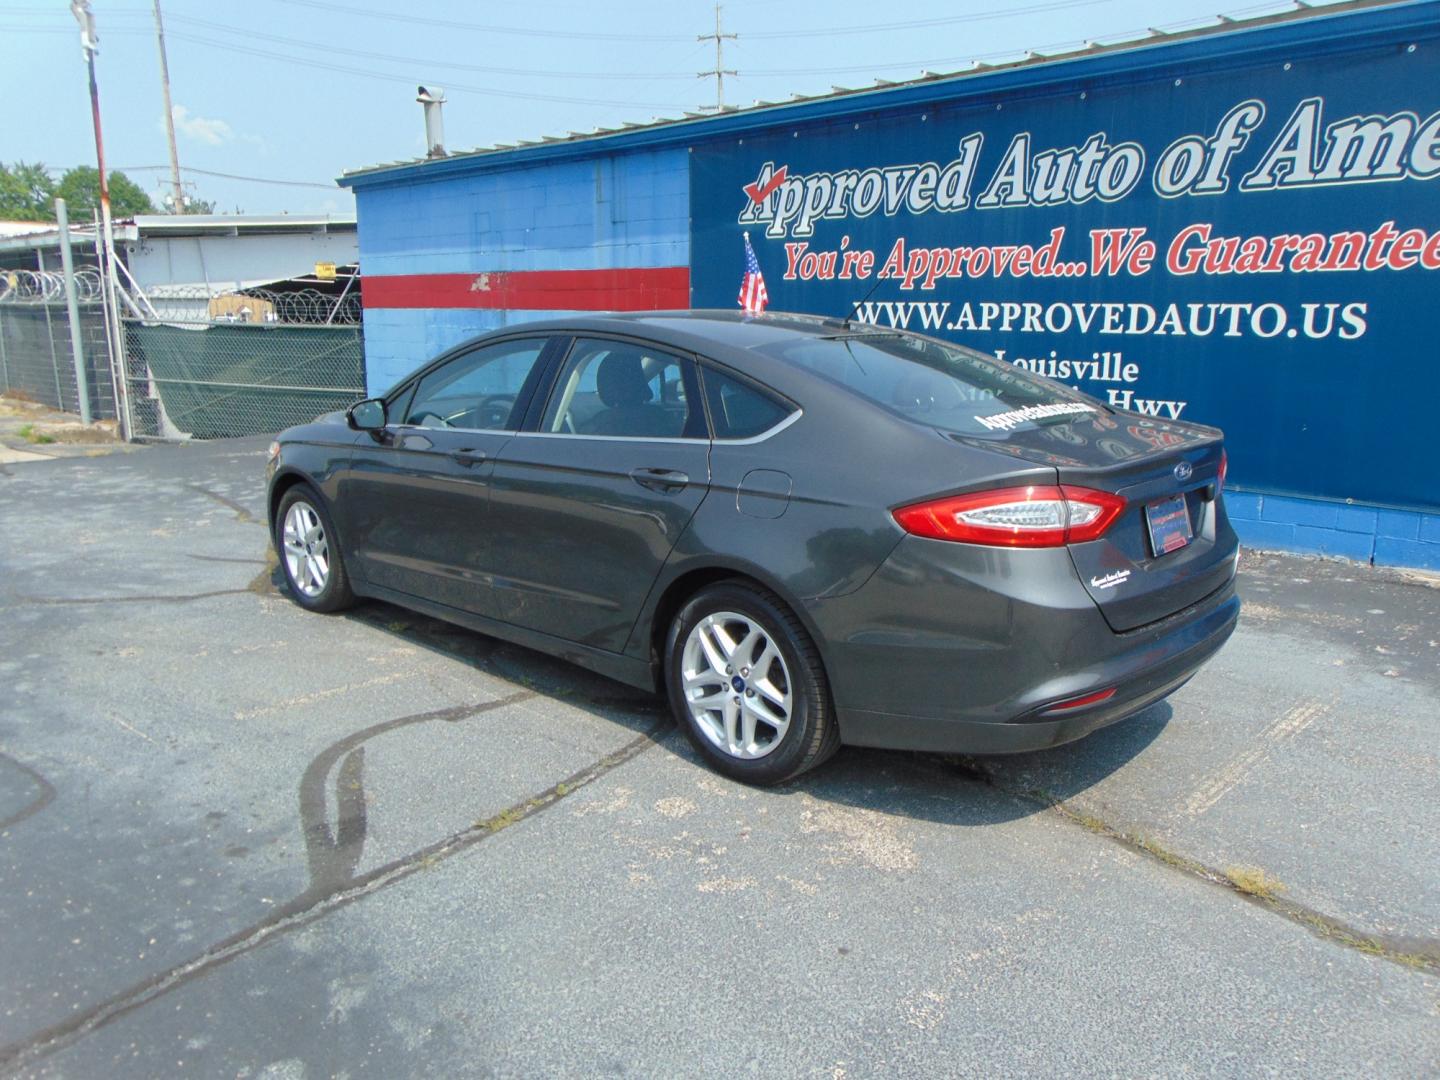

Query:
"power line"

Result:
[[741, 0, 1336, 76], [160, 13, 702, 81], [0, 23, 147, 35], [117, 165, 340, 191], [267, 0, 1124, 43], [270, 0, 699, 42], [158, 29, 687, 109], [745, 0, 1120, 39]]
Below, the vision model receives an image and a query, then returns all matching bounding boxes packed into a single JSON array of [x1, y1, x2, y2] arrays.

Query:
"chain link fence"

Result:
[[0, 269, 119, 420], [3, 264, 367, 440], [121, 285, 365, 440]]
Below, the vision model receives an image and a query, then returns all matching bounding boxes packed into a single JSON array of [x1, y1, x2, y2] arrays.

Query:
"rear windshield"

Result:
[[757, 332, 1101, 436]]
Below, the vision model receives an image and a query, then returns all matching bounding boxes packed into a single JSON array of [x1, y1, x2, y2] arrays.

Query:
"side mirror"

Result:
[[347, 398, 387, 431]]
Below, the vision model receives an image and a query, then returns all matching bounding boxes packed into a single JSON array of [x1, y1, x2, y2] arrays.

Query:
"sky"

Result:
[[1, 0, 1355, 217]]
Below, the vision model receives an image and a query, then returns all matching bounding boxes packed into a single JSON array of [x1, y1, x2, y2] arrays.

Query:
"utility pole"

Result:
[[152, 0, 185, 212], [697, 2, 737, 112], [54, 198, 93, 425], [70, 0, 131, 439]]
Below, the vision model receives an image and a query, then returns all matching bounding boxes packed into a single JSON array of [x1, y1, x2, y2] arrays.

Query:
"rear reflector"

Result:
[[1217, 449, 1228, 496], [1039, 687, 1118, 715], [893, 485, 1126, 547]]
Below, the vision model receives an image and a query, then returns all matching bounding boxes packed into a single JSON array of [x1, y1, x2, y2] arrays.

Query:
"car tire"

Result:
[[274, 484, 355, 614], [665, 580, 839, 785]]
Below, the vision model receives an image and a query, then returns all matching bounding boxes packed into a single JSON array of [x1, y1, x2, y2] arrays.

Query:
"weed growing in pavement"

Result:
[[1225, 865, 1288, 900], [476, 806, 525, 833], [16, 424, 55, 445]]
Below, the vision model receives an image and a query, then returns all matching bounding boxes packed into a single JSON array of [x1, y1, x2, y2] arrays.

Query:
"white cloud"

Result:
[[167, 104, 233, 146]]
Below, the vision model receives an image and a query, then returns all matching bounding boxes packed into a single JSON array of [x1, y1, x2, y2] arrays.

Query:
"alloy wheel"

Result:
[[282, 500, 329, 598], [680, 610, 793, 759]]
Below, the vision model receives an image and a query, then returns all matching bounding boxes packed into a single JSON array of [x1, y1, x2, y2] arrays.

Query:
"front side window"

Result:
[[756, 332, 1100, 437], [404, 338, 548, 431], [541, 338, 699, 439]]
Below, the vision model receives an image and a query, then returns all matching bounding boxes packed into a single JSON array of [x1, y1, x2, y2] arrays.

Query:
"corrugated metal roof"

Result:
[[0, 222, 55, 238], [338, 0, 1417, 188], [128, 214, 356, 235], [0, 213, 357, 256]]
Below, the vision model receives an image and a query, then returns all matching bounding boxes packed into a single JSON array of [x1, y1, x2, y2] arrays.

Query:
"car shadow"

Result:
[[778, 702, 1173, 829], [339, 597, 670, 739], [298, 572, 1170, 828]]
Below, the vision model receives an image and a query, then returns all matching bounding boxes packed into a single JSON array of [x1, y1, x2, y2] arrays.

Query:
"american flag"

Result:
[[738, 232, 769, 314]]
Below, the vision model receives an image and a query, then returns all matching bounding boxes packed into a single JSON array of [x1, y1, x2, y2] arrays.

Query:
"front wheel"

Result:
[[664, 581, 838, 785], [275, 485, 355, 613]]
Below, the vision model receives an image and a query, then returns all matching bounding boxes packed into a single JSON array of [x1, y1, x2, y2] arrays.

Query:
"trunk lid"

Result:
[[952, 412, 1235, 632]]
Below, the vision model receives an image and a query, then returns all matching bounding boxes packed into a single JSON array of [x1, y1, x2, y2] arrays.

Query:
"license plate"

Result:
[[1145, 494, 1192, 556]]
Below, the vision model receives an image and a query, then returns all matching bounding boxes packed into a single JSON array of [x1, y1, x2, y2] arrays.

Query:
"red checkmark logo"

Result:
[[743, 166, 788, 206]]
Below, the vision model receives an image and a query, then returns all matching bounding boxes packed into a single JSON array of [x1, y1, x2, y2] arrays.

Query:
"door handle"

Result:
[[629, 467, 690, 493], [449, 448, 487, 467]]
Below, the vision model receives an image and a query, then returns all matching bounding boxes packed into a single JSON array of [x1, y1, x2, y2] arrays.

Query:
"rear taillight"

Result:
[[893, 485, 1126, 547], [1217, 450, 1228, 496]]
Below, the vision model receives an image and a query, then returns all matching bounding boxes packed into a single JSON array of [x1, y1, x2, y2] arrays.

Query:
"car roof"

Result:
[[489, 310, 850, 350], [476, 309, 903, 391], [389, 310, 944, 425]]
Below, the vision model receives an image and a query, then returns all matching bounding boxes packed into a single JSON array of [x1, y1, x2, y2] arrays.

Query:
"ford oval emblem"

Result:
[[1174, 461, 1194, 482]]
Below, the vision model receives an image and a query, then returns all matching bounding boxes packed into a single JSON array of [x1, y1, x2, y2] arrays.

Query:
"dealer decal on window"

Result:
[[974, 402, 1098, 431]]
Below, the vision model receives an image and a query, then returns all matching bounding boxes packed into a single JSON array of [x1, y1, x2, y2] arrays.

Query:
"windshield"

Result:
[[758, 332, 1102, 436]]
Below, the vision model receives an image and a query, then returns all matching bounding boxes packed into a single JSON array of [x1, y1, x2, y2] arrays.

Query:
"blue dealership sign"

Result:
[[690, 17, 1440, 512]]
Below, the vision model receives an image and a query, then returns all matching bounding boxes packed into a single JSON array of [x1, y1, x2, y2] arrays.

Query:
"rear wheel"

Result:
[[275, 485, 354, 613], [665, 581, 838, 785]]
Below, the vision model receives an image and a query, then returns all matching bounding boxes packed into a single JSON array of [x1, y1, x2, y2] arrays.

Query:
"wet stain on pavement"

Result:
[[0, 690, 671, 1074], [185, 482, 261, 526], [0, 752, 57, 830]]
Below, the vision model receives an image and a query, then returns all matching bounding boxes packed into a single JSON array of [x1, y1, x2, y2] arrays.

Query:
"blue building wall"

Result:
[[355, 146, 690, 391], [343, 2, 1440, 573], [1228, 494, 1440, 571]]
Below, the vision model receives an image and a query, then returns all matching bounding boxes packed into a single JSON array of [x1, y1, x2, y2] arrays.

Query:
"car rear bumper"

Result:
[[804, 534, 1239, 755]]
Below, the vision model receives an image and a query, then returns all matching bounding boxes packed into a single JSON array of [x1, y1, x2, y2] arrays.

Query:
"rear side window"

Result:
[[702, 367, 793, 439], [757, 332, 1099, 436], [541, 338, 703, 439]]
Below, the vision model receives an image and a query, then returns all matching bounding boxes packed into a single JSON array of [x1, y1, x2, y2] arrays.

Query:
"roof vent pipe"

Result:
[[417, 85, 447, 158]]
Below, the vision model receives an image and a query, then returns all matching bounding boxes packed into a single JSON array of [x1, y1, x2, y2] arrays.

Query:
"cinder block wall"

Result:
[[1228, 495, 1440, 571]]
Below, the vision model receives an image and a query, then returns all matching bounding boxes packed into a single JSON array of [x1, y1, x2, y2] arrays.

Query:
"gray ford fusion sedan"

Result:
[[266, 311, 1239, 784]]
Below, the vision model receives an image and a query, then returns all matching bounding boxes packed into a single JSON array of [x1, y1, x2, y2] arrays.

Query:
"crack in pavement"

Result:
[[186, 554, 268, 566], [1, 588, 254, 608], [0, 752, 57, 831], [939, 757, 1440, 974], [185, 482, 261, 526], [0, 693, 672, 1074]]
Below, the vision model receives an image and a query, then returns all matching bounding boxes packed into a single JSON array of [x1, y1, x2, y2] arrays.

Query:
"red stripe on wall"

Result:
[[361, 267, 690, 311]]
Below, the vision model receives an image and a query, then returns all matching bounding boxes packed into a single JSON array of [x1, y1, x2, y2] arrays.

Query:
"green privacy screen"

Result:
[[125, 323, 365, 439]]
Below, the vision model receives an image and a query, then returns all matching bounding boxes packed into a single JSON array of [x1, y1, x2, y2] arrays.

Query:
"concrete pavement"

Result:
[[0, 438, 1436, 1078]]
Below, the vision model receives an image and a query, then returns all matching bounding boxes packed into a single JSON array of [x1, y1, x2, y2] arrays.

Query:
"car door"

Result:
[[487, 336, 712, 652], [343, 335, 557, 617]]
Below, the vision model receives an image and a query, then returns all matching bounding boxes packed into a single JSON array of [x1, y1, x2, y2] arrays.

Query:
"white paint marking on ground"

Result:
[[0, 446, 51, 464], [1183, 698, 1329, 817], [110, 714, 158, 745], [233, 672, 410, 720]]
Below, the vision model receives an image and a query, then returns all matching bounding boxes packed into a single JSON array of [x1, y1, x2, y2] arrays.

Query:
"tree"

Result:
[[182, 196, 216, 214], [0, 161, 57, 221], [53, 166, 155, 219]]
